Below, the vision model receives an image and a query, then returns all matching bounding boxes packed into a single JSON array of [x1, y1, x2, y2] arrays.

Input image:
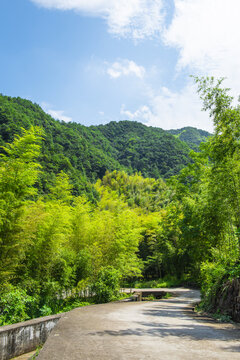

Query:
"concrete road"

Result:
[[37, 288, 240, 360]]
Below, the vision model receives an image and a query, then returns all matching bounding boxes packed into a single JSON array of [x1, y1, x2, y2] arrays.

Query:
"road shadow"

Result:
[[89, 302, 240, 345], [89, 322, 240, 343], [222, 345, 240, 352]]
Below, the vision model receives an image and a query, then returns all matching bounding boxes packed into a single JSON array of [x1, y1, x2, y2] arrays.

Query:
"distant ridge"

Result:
[[0, 94, 211, 195], [167, 126, 211, 151]]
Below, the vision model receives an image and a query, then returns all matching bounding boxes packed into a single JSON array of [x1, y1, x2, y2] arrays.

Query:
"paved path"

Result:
[[37, 288, 240, 360]]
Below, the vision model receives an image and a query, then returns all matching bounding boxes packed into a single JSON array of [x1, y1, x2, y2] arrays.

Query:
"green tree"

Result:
[[0, 126, 43, 284]]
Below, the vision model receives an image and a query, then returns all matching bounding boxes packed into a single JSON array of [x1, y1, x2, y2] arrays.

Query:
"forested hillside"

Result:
[[91, 121, 192, 178], [0, 94, 209, 197], [167, 127, 211, 151], [0, 95, 123, 197]]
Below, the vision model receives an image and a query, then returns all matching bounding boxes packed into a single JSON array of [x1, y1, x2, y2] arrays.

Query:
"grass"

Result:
[[116, 292, 132, 301], [142, 294, 155, 301], [211, 312, 232, 323], [30, 346, 42, 359], [59, 300, 92, 313], [141, 292, 172, 301], [162, 292, 172, 299], [195, 302, 233, 323]]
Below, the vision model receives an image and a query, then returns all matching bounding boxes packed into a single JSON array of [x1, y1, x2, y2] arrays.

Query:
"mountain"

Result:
[[0, 94, 210, 195], [91, 121, 190, 178], [0, 95, 124, 196], [167, 127, 211, 150]]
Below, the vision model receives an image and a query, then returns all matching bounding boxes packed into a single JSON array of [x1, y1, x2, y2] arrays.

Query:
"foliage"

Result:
[[91, 266, 121, 303], [0, 129, 148, 323], [1, 78, 240, 324], [93, 120, 192, 178], [200, 261, 227, 307], [0, 94, 207, 197], [162, 292, 172, 299], [167, 126, 211, 151], [98, 170, 170, 212], [60, 300, 91, 313], [182, 77, 240, 314], [0, 126, 43, 284], [30, 346, 42, 360], [0, 286, 35, 325], [128, 276, 185, 289]]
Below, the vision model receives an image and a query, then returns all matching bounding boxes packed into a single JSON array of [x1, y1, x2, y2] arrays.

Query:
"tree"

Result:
[[0, 127, 43, 284]]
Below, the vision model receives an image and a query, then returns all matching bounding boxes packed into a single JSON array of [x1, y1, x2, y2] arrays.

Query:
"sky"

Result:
[[1, 0, 240, 132]]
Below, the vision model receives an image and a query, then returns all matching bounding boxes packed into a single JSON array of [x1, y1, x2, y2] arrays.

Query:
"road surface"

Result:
[[37, 288, 240, 360]]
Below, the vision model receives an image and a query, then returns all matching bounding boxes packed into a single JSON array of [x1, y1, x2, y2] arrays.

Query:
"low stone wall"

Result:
[[213, 277, 240, 322], [0, 314, 61, 360]]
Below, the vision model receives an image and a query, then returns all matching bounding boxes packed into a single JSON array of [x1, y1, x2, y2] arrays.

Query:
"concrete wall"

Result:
[[0, 314, 61, 360]]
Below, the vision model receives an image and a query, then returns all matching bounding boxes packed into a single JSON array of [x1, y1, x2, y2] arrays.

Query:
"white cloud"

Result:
[[41, 102, 72, 122], [46, 108, 72, 122], [118, 0, 240, 131], [30, 0, 165, 39], [32, 0, 240, 131], [121, 104, 152, 121], [121, 83, 213, 132], [107, 60, 145, 79], [164, 0, 240, 95]]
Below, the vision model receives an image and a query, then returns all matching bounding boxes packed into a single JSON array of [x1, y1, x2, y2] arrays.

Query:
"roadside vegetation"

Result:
[[123, 275, 185, 289], [0, 77, 239, 325]]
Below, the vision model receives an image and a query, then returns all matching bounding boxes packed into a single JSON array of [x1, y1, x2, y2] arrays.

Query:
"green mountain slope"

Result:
[[167, 126, 211, 150], [92, 121, 191, 178], [0, 94, 209, 194], [0, 95, 124, 196]]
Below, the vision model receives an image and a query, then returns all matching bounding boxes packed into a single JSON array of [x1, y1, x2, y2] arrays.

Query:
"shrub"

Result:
[[0, 287, 36, 325], [39, 305, 52, 317], [92, 266, 120, 303]]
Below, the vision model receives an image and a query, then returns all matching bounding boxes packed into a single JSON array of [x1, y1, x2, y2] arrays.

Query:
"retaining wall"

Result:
[[0, 314, 61, 360], [213, 277, 240, 322]]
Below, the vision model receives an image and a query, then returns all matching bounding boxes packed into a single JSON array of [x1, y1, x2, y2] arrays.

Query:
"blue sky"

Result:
[[1, 0, 240, 131]]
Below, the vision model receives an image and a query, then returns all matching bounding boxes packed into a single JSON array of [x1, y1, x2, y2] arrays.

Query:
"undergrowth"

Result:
[[124, 275, 189, 289]]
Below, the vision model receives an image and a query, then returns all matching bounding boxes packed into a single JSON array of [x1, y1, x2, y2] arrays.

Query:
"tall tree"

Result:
[[0, 127, 43, 284]]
